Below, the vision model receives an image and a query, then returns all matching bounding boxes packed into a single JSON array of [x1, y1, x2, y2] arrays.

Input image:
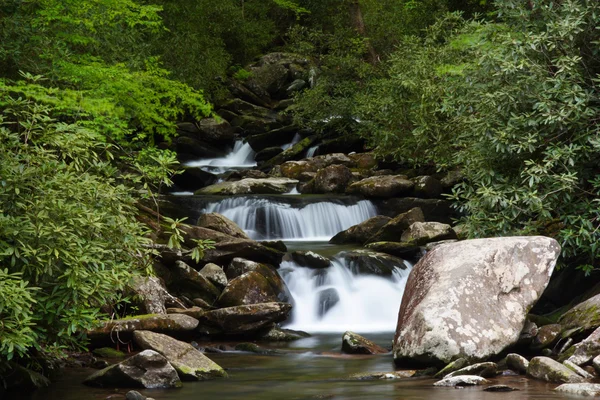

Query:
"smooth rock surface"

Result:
[[554, 383, 600, 396], [197, 213, 249, 239], [506, 353, 529, 374], [568, 326, 600, 366], [133, 331, 226, 380], [197, 302, 292, 335], [527, 356, 585, 383], [346, 175, 414, 198], [341, 331, 388, 355], [433, 375, 488, 387], [195, 178, 298, 195], [394, 236, 560, 366], [84, 350, 181, 389], [87, 314, 199, 341], [445, 362, 497, 378], [400, 221, 457, 245], [559, 294, 600, 332]]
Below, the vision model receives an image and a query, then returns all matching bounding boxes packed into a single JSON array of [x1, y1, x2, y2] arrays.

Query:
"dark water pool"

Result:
[[10, 334, 570, 400]]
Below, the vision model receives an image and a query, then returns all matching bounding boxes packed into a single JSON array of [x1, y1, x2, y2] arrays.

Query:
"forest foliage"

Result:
[[0, 0, 599, 384]]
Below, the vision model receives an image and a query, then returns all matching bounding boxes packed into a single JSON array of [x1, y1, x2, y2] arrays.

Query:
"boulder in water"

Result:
[[318, 288, 340, 317], [197, 302, 292, 335], [554, 383, 600, 396], [133, 330, 227, 380], [400, 221, 457, 245], [559, 294, 600, 333], [312, 164, 353, 194], [290, 251, 332, 269], [196, 213, 249, 239], [364, 242, 421, 259], [346, 175, 414, 198], [195, 178, 298, 195], [341, 331, 388, 355], [329, 216, 391, 245], [257, 327, 311, 342], [217, 271, 280, 307], [366, 208, 425, 244], [342, 250, 408, 277], [506, 353, 529, 374], [84, 350, 182, 389], [444, 362, 497, 378], [433, 375, 488, 387], [527, 356, 586, 383], [393, 236, 560, 367]]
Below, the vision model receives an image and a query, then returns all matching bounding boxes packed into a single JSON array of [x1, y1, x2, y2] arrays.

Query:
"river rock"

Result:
[[312, 164, 353, 194], [197, 213, 249, 239], [197, 302, 292, 335], [445, 362, 497, 378], [125, 390, 146, 400], [255, 146, 283, 162], [257, 327, 311, 341], [342, 250, 408, 277], [87, 314, 199, 343], [217, 271, 279, 307], [433, 358, 468, 378], [227, 258, 267, 279], [560, 294, 600, 334], [527, 356, 585, 383], [567, 327, 600, 366], [84, 350, 181, 389], [378, 198, 455, 224], [280, 160, 321, 180], [532, 324, 562, 350], [484, 385, 519, 392], [194, 118, 235, 145], [225, 259, 291, 303], [133, 331, 226, 380], [172, 167, 217, 191], [349, 152, 378, 170], [364, 242, 421, 259], [564, 360, 595, 379], [411, 176, 443, 198], [171, 261, 221, 304], [393, 236, 560, 367], [195, 178, 298, 195], [506, 353, 529, 374], [166, 306, 206, 319], [290, 251, 332, 269], [318, 288, 340, 317], [329, 216, 391, 245], [341, 331, 388, 355], [127, 277, 169, 314], [199, 263, 228, 290], [366, 208, 425, 244], [555, 383, 600, 396], [261, 135, 319, 168], [400, 222, 457, 245], [175, 136, 226, 159], [247, 126, 300, 152], [346, 175, 414, 198], [433, 375, 488, 387]]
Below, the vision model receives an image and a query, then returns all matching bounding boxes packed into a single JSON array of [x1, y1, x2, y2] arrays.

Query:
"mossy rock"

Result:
[[92, 347, 127, 358]]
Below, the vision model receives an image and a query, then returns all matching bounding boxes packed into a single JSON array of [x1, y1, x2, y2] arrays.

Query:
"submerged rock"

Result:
[[341, 331, 388, 355], [393, 236, 560, 367], [84, 350, 181, 389], [527, 356, 585, 383], [484, 385, 519, 392], [133, 330, 226, 381], [318, 288, 340, 317]]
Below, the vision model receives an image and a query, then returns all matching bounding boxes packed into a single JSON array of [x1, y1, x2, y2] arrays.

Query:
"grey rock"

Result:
[[366, 207, 425, 244], [330, 216, 391, 245], [342, 250, 409, 277], [87, 314, 199, 342], [411, 176, 443, 198], [506, 353, 529, 374], [217, 271, 279, 307], [433, 375, 488, 387], [567, 326, 600, 366], [527, 356, 585, 383], [400, 221, 457, 246], [318, 288, 340, 317], [433, 358, 468, 378], [564, 360, 595, 379], [197, 213, 249, 239], [554, 383, 600, 396], [313, 164, 353, 194], [197, 302, 292, 335], [125, 390, 146, 400], [199, 263, 228, 290], [290, 251, 332, 269], [346, 175, 414, 198], [195, 178, 298, 195], [445, 362, 497, 378], [341, 331, 388, 355]]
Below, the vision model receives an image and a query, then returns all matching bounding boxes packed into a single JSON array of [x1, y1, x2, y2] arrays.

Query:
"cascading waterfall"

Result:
[[281, 133, 302, 150], [305, 145, 319, 158], [185, 140, 256, 173], [280, 257, 412, 333], [201, 197, 377, 240]]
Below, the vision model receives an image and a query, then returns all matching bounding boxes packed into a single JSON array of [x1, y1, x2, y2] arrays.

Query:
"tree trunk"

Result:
[[349, 0, 378, 64]]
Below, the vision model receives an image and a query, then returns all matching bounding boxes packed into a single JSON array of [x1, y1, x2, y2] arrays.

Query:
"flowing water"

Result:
[[20, 145, 569, 399]]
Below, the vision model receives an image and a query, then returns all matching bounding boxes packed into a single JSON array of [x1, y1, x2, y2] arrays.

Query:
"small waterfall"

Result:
[[305, 145, 319, 158], [185, 140, 256, 173], [201, 197, 377, 240], [281, 133, 302, 150], [280, 257, 411, 333]]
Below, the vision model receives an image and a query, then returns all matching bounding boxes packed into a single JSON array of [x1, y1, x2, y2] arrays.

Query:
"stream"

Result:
[[16, 140, 571, 400]]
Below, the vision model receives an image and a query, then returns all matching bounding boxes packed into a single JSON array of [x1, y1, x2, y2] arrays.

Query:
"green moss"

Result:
[[92, 347, 126, 358]]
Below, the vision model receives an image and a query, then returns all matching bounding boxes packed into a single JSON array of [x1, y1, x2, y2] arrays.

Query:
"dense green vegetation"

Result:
[[1, 0, 598, 387]]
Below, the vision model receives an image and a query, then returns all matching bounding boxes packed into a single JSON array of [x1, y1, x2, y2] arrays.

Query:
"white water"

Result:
[[185, 140, 256, 173], [201, 197, 377, 241], [281, 133, 302, 150], [281, 258, 411, 333], [306, 145, 319, 158]]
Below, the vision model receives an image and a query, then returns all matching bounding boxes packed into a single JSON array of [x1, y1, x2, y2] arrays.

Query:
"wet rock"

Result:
[[445, 362, 497, 378], [329, 216, 391, 245], [125, 390, 146, 400], [364, 242, 421, 259], [195, 178, 298, 195], [484, 385, 519, 392], [366, 208, 425, 244], [280, 160, 321, 180], [225, 170, 268, 181], [290, 251, 332, 269], [127, 276, 169, 314], [133, 331, 226, 380], [255, 146, 283, 162], [433, 375, 488, 387], [531, 324, 562, 350], [527, 356, 585, 383], [348, 153, 378, 170], [555, 383, 600, 396], [261, 136, 320, 168], [199, 263, 228, 290], [564, 360, 595, 380], [342, 250, 408, 277], [257, 327, 311, 341], [506, 353, 529, 374], [234, 342, 282, 355], [227, 81, 272, 108], [593, 355, 600, 374], [567, 326, 600, 366], [559, 294, 600, 333], [247, 126, 300, 152], [217, 271, 279, 307], [171, 167, 218, 191], [349, 371, 415, 380], [225, 260, 291, 303], [378, 198, 455, 225], [175, 136, 226, 159], [87, 314, 199, 343], [341, 331, 388, 355], [84, 350, 181, 389], [400, 222, 457, 246], [318, 288, 340, 317], [411, 176, 443, 199], [394, 236, 560, 367], [313, 165, 353, 194], [197, 213, 249, 239], [346, 175, 414, 198], [171, 261, 221, 304], [194, 118, 235, 145], [433, 358, 468, 378], [197, 302, 292, 335]]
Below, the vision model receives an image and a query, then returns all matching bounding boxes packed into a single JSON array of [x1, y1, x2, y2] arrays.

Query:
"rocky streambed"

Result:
[[12, 52, 600, 399]]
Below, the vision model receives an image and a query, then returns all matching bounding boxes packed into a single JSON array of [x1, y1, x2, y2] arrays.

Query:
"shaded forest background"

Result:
[[0, 0, 599, 383]]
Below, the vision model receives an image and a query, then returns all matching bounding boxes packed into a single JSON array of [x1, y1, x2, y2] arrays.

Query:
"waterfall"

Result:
[[185, 140, 256, 173], [280, 257, 411, 333], [201, 197, 377, 241], [305, 145, 319, 158], [281, 133, 302, 150]]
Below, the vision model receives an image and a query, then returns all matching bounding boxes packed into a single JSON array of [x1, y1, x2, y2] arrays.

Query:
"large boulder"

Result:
[[341, 250, 409, 277], [84, 350, 181, 389], [197, 302, 292, 335], [170, 261, 222, 304], [312, 165, 353, 194], [527, 356, 585, 383], [199, 263, 228, 290], [225, 259, 292, 303], [559, 294, 600, 333], [393, 236, 560, 367], [329, 216, 391, 245], [567, 327, 600, 366], [400, 221, 457, 246], [216, 271, 279, 307], [378, 198, 455, 225], [411, 176, 443, 198], [246, 126, 300, 152], [195, 178, 298, 195], [179, 118, 234, 146], [346, 175, 414, 198], [197, 213, 249, 239], [341, 331, 388, 355], [127, 277, 170, 314], [133, 331, 226, 380], [171, 167, 218, 191], [290, 251, 332, 269], [555, 383, 600, 396], [280, 160, 321, 180], [366, 208, 425, 244]]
